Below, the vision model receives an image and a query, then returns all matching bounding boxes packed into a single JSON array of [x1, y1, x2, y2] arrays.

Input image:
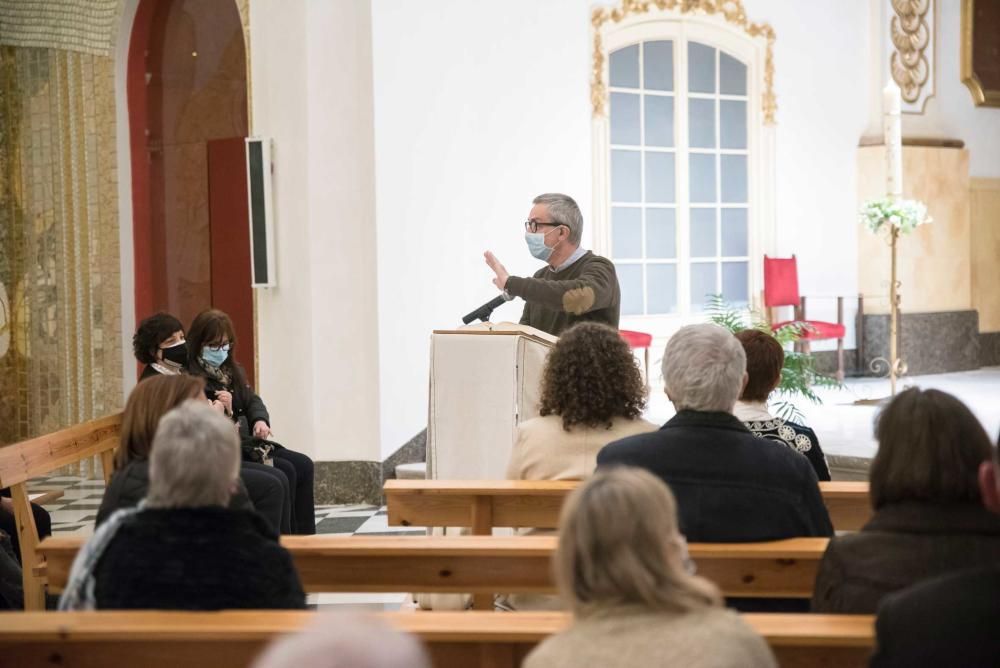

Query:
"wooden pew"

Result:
[[0, 610, 876, 668], [39, 534, 829, 603], [0, 413, 122, 610], [385, 479, 871, 533]]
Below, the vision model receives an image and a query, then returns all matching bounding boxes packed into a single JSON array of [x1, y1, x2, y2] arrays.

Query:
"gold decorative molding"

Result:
[[591, 0, 776, 124], [961, 0, 1000, 107], [889, 0, 931, 106]]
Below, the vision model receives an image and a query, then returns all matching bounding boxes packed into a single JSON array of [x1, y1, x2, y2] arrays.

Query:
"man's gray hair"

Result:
[[661, 324, 746, 413], [147, 400, 240, 508], [534, 193, 583, 245], [251, 614, 430, 668]]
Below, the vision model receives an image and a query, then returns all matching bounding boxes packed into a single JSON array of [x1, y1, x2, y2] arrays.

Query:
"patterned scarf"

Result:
[[196, 357, 232, 388], [58, 503, 145, 611]]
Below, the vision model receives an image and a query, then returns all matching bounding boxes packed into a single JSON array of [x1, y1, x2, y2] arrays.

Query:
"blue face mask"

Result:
[[201, 344, 230, 368], [525, 229, 560, 261]]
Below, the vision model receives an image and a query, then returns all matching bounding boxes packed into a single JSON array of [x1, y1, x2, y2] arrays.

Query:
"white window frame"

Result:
[[593, 14, 776, 340]]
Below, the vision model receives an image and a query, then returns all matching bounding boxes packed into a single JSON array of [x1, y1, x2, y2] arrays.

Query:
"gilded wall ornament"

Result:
[[591, 0, 776, 124], [888, 0, 935, 112]]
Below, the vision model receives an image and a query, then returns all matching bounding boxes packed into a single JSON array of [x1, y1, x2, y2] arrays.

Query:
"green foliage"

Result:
[[705, 295, 841, 423]]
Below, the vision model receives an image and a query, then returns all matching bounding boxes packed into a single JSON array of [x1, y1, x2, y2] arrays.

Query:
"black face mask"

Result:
[[160, 340, 189, 366]]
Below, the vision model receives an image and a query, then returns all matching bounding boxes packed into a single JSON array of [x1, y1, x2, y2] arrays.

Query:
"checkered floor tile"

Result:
[[31, 474, 425, 538]]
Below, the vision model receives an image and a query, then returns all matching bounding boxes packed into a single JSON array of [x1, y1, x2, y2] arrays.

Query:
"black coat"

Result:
[[811, 501, 1000, 614], [596, 410, 833, 542], [93, 506, 306, 610], [96, 460, 253, 526], [194, 365, 269, 436], [743, 418, 831, 481], [870, 567, 1000, 667]]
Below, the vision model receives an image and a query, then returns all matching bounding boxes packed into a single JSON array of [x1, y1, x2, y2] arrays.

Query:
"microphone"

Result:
[[462, 293, 513, 324]]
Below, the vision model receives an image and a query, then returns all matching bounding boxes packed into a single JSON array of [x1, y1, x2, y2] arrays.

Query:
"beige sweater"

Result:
[[507, 415, 658, 481], [523, 608, 777, 668]]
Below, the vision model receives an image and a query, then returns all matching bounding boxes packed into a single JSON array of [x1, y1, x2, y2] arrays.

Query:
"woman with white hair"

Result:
[[60, 401, 305, 610], [523, 468, 776, 668]]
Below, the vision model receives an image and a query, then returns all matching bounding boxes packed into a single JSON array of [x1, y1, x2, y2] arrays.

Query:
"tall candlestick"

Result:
[[883, 80, 903, 200]]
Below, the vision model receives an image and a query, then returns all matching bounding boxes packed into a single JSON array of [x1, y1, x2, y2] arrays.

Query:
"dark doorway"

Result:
[[128, 0, 254, 383]]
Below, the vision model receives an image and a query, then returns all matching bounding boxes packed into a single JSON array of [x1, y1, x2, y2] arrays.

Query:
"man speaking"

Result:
[[484, 193, 620, 337]]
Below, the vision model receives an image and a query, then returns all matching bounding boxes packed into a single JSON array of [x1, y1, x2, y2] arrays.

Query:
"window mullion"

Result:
[[677, 30, 691, 316]]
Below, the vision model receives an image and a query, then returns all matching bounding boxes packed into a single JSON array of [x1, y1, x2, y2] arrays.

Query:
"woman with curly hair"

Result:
[[507, 322, 656, 482]]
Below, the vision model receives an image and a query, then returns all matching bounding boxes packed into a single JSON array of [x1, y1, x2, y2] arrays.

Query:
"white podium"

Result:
[[427, 323, 556, 480]]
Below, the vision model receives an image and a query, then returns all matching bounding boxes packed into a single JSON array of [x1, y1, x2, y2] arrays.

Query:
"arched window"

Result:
[[592, 4, 776, 334]]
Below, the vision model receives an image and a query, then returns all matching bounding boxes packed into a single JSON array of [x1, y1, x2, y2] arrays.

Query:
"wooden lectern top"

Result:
[[433, 321, 557, 347]]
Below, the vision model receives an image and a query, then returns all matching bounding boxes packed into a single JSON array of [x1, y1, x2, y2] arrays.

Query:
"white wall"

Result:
[[371, 0, 593, 457], [251, 0, 996, 460], [884, 0, 1000, 178], [250, 0, 380, 462]]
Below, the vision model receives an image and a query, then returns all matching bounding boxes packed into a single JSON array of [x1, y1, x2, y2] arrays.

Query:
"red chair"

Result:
[[763, 255, 846, 381], [620, 329, 653, 384]]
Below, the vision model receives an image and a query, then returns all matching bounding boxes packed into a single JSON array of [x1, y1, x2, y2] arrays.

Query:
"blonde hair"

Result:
[[556, 468, 721, 617]]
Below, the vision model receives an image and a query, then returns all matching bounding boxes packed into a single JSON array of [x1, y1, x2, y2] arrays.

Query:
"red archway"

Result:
[[127, 0, 255, 383]]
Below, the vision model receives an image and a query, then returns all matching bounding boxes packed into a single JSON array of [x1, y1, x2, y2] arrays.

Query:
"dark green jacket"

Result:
[[505, 251, 620, 336]]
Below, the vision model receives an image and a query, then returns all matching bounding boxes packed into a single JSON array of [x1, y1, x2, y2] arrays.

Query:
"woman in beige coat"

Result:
[[507, 322, 657, 482], [523, 469, 777, 668]]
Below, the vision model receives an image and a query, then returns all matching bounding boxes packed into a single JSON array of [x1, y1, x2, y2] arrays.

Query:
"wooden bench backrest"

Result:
[[39, 534, 830, 601], [0, 610, 875, 668], [0, 412, 122, 610], [0, 413, 122, 488], [384, 479, 871, 532]]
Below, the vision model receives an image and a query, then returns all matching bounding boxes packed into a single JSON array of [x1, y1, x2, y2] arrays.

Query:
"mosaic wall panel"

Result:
[[0, 46, 123, 445]]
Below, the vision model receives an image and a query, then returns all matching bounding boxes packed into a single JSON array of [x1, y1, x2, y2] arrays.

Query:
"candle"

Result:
[[883, 80, 902, 200]]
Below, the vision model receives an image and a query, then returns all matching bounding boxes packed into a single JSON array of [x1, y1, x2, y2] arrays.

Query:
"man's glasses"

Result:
[[523, 220, 564, 233]]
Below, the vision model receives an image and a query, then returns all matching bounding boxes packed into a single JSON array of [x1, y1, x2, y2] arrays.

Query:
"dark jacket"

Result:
[[743, 418, 831, 481], [93, 506, 306, 610], [194, 365, 269, 436], [96, 460, 253, 526], [596, 411, 833, 542], [812, 502, 1000, 614], [507, 251, 621, 336], [870, 567, 1000, 667]]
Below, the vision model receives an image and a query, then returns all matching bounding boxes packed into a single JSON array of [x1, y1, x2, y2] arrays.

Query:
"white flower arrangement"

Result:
[[859, 198, 932, 235]]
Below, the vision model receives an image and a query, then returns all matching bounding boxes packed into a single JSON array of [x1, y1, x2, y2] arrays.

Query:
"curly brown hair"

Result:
[[538, 322, 647, 430]]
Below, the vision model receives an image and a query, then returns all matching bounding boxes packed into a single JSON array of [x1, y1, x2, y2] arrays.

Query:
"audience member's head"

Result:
[[556, 467, 720, 617], [735, 329, 783, 403], [662, 324, 746, 413], [118, 374, 206, 469], [538, 322, 646, 430], [978, 436, 1000, 515], [187, 309, 246, 382], [147, 401, 240, 509], [251, 614, 429, 668], [870, 387, 992, 510], [132, 312, 185, 365]]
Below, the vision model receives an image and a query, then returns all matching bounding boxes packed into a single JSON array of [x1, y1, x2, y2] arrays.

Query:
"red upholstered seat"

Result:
[[620, 329, 652, 349], [773, 320, 846, 341]]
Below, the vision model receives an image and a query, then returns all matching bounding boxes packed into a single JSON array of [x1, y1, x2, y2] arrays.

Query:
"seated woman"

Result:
[[133, 312, 188, 379], [97, 374, 291, 535], [0, 493, 53, 609], [130, 314, 293, 532], [732, 329, 830, 481], [812, 387, 1000, 613], [186, 309, 315, 535], [523, 468, 776, 668], [61, 401, 305, 610], [507, 322, 657, 482]]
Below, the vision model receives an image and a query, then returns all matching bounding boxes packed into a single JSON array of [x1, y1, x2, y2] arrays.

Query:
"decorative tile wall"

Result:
[[0, 46, 122, 444]]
